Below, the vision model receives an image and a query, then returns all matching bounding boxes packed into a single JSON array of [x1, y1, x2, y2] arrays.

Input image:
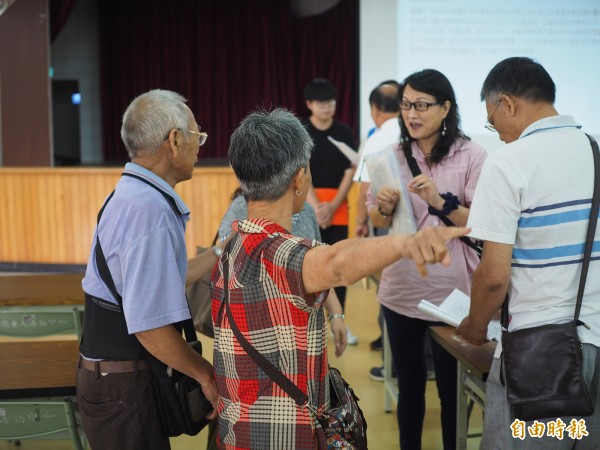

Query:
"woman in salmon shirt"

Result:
[[367, 69, 488, 450]]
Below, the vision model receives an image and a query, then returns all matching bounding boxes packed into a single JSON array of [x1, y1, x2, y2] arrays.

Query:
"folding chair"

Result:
[[0, 305, 83, 339], [0, 399, 85, 450], [0, 305, 86, 449]]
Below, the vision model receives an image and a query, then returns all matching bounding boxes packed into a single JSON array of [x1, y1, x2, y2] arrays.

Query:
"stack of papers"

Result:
[[327, 136, 360, 166], [418, 288, 501, 342], [364, 146, 417, 234]]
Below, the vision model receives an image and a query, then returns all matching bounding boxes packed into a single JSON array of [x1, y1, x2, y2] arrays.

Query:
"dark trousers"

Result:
[[382, 305, 457, 450], [320, 225, 348, 310], [76, 363, 170, 450]]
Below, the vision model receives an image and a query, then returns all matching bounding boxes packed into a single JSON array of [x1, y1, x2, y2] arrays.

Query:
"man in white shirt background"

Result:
[[354, 80, 401, 238], [457, 56, 600, 449], [353, 81, 402, 366]]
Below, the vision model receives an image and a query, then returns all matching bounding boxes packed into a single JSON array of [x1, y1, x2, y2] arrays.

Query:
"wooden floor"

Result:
[[0, 281, 483, 449]]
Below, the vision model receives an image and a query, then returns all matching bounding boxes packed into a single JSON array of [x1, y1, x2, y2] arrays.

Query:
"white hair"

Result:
[[120, 89, 190, 158]]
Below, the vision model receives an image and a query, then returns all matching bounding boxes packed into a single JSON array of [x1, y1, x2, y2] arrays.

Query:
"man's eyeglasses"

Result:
[[313, 100, 336, 109], [164, 128, 208, 146], [484, 98, 503, 132], [400, 101, 442, 112]]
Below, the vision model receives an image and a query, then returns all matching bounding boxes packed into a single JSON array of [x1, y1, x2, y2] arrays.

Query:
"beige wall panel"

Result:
[[0, 168, 360, 265]]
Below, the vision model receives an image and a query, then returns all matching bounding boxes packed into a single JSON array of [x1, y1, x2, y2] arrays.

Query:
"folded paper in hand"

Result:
[[418, 288, 501, 341], [327, 136, 360, 166], [364, 146, 416, 234]]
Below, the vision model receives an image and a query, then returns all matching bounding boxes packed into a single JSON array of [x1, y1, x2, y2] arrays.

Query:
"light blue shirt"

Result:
[[82, 163, 191, 334], [217, 196, 321, 242]]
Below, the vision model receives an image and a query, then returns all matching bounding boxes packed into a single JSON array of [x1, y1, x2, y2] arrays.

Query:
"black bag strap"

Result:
[[95, 191, 118, 301], [94, 173, 197, 343], [574, 135, 600, 322], [404, 147, 423, 181], [405, 148, 482, 257], [502, 134, 600, 329], [220, 244, 310, 408]]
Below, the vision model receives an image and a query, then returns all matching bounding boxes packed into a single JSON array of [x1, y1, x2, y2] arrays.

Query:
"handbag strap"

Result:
[[94, 174, 197, 343], [220, 245, 310, 408], [502, 134, 600, 328], [574, 135, 600, 322], [404, 148, 481, 256]]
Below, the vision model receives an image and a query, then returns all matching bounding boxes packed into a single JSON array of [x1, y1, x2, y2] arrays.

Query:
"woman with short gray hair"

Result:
[[228, 107, 313, 201], [211, 107, 468, 449]]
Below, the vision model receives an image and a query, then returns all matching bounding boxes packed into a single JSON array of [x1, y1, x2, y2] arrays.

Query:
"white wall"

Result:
[[359, 0, 398, 142], [359, 0, 503, 151], [360, 0, 600, 152]]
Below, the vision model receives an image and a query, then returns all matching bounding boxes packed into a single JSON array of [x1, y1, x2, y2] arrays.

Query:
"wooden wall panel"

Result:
[[0, 167, 359, 265], [177, 168, 241, 248], [0, 0, 52, 166], [0, 169, 122, 264]]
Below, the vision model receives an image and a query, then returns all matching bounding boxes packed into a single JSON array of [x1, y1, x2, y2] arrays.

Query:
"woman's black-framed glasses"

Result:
[[400, 101, 442, 111]]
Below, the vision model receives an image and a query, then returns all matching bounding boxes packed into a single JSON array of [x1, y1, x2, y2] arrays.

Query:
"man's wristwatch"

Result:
[[210, 245, 223, 257]]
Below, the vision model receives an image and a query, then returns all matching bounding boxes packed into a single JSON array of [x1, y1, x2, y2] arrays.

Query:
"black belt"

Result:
[[79, 357, 149, 374]]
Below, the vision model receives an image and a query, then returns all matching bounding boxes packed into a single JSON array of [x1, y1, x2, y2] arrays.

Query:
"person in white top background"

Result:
[[457, 56, 600, 449], [367, 69, 487, 450], [352, 80, 402, 358], [354, 80, 402, 238]]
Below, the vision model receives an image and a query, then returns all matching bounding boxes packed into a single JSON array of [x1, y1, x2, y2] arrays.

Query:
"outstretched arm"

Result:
[[302, 226, 470, 294]]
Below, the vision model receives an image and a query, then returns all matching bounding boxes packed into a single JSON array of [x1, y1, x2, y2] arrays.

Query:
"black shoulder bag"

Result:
[[92, 174, 212, 436], [219, 248, 368, 450], [405, 149, 482, 257], [501, 134, 600, 421]]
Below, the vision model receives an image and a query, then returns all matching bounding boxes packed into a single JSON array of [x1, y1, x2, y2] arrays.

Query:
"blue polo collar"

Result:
[[520, 115, 581, 140], [123, 162, 190, 216]]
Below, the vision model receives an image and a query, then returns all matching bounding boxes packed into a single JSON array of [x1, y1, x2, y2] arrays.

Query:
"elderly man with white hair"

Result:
[[77, 89, 217, 450]]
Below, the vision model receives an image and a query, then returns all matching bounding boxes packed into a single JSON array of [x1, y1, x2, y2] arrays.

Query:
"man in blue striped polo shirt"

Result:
[[457, 57, 600, 449]]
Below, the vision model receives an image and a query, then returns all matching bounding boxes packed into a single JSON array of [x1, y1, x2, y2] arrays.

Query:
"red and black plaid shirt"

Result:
[[211, 219, 329, 449]]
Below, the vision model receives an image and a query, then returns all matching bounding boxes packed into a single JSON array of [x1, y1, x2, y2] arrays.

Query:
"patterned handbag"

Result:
[[315, 367, 368, 450]]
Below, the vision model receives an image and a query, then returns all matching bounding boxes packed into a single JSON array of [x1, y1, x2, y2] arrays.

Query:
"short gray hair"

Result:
[[121, 89, 190, 158], [228, 108, 313, 201]]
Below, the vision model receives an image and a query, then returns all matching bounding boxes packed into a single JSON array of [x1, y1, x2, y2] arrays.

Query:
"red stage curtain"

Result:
[[98, 0, 358, 162]]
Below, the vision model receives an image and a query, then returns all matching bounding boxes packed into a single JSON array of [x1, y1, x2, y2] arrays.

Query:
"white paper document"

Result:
[[418, 288, 501, 342], [364, 146, 416, 234], [327, 136, 360, 166]]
